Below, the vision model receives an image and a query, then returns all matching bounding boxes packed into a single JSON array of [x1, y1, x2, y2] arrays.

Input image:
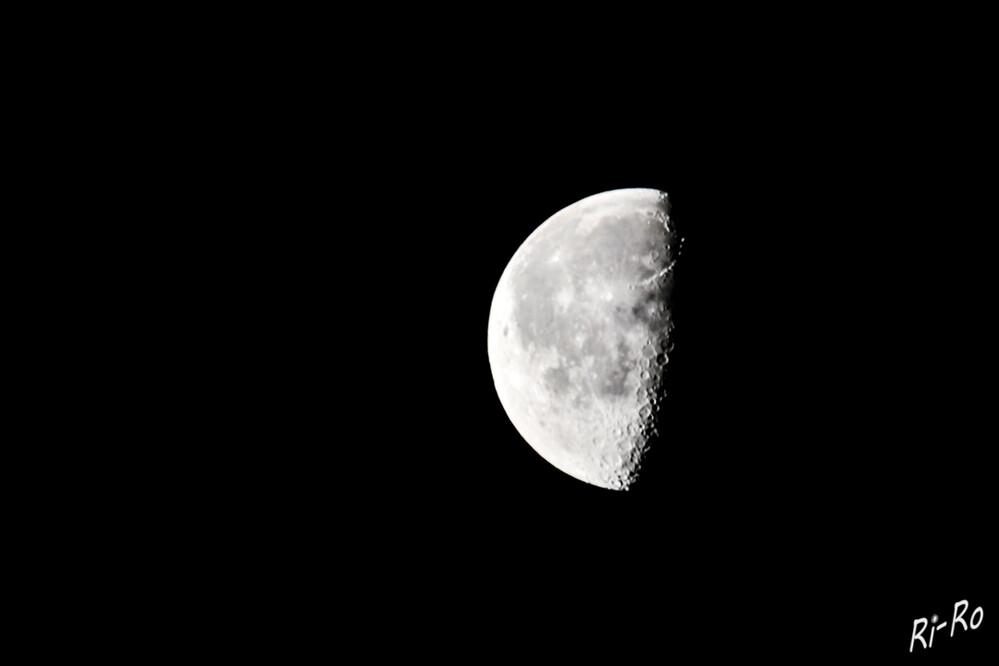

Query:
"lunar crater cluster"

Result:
[[487, 188, 679, 490]]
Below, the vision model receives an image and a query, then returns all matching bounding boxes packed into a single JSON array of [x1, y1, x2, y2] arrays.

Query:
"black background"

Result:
[[215, 16, 994, 659], [34, 9, 994, 660]]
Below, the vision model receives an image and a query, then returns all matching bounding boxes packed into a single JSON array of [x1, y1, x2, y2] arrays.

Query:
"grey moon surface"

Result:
[[487, 188, 679, 491]]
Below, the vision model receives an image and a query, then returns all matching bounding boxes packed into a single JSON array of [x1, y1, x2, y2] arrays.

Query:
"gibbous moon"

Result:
[[487, 188, 679, 490]]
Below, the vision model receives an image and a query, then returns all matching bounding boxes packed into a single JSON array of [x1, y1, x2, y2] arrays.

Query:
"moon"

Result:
[[487, 188, 679, 490]]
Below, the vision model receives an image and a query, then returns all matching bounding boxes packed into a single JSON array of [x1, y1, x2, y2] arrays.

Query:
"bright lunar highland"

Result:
[[487, 188, 679, 490]]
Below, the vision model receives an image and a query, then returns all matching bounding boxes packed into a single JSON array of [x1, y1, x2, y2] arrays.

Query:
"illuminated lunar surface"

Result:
[[487, 188, 679, 490]]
